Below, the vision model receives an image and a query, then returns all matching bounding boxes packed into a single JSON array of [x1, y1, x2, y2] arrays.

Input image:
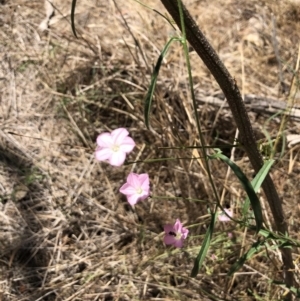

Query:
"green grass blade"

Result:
[[211, 152, 263, 233], [243, 159, 275, 216], [71, 0, 78, 38], [144, 37, 180, 129], [251, 159, 275, 191], [191, 212, 217, 277], [228, 239, 265, 276]]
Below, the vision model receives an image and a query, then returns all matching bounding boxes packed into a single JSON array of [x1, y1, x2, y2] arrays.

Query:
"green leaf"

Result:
[[228, 239, 265, 276], [144, 37, 180, 129], [191, 212, 217, 277], [252, 159, 275, 192], [210, 152, 263, 233], [243, 159, 275, 216], [71, 0, 78, 38]]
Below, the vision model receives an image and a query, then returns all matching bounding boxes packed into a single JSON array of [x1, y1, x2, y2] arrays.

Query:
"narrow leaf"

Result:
[[144, 37, 180, 129], [243, 159, 275, 216], [210, 152, 263, 233], [191, 212, 217, 277], [228, 239, 264, 275], [251, 159, 275, 192], [71, 0, 78, 38]]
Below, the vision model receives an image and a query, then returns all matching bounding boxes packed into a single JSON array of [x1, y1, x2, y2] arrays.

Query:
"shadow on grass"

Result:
[[0, 145, 56, 301]]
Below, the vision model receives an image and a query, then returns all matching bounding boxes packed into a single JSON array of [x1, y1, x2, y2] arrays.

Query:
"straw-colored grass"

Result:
[[0, 0, 300, 300]]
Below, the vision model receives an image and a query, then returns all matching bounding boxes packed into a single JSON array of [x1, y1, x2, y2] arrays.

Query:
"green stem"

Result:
[[177, 0, 220, 213]]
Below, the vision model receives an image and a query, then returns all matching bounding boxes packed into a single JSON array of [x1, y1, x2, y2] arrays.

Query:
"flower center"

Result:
[[175, 232, 182, 240], [169, 231, 181, 240], [111, 144, 120, 152], [136, 187, 143, 195]]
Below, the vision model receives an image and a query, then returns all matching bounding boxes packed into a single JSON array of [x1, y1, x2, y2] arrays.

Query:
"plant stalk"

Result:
[[160, 0, 294, 296]]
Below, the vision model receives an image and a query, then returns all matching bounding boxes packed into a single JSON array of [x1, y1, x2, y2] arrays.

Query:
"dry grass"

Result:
[[0, 0, 300, 300]]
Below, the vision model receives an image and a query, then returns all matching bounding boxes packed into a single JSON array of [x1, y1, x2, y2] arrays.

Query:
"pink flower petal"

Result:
[[96, 133, 113, 148], [173, 239, 184, 248], [109, 151, 126, 166], [138, 191, 149, 200], [111, 128, 129, 144], [173, 219, 183, 233], [164, 224, 174, 233], [126, 173, 140, 188], [182, 229, 189, 239], [95, 148, 113, 161], [139, 174, 150, 189], [127, 194, 140, 206], [218, 208, 233, 222], [164, 234, 176, 246], [119, 138, 135, 153], [119, 183, 137, 195]]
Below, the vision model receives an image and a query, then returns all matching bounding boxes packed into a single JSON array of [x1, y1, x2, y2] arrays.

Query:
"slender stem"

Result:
[[160, 0, 294, 296], [176, 0, 220, 213]]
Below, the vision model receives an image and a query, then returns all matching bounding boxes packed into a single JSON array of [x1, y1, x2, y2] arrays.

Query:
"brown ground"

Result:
[[1, 0, 300, 300]]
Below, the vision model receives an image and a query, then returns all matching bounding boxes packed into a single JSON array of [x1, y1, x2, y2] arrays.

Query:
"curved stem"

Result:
[[160, 0, 294, 296]]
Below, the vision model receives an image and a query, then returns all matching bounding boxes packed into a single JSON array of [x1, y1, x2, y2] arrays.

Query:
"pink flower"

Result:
[[163, 219, 189, 248], [95, 128, 135, 167], [211, 254, 217, 261], [218, 208, 233, 222], [119, 173, 150, 206]]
